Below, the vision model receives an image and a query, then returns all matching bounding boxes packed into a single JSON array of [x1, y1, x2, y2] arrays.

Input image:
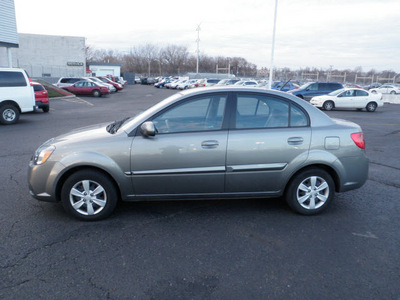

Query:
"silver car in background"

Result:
[[28, 87, 369, 220]]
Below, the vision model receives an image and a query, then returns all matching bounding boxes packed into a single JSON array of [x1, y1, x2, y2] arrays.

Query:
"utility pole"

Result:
[[196, 24, 201, 74], [268, 0, 278, 89]]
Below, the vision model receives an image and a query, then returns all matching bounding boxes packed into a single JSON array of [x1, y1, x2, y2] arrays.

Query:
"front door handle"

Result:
[[201, 140, 219, 148], [287, 137, 304, 145]]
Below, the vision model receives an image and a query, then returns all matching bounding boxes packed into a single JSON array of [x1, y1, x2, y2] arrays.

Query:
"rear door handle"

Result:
[[202, 140, 219, 148], [287, 137, 304, 145]]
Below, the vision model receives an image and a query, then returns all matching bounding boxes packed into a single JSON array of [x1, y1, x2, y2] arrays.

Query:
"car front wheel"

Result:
[[323, 101, 334, 111], [285, 168, 335, 215], [61, 170, 118, 221]]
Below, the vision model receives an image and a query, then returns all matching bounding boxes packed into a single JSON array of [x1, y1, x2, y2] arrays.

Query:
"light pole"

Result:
[[196, 24, 201, 74], [268, 0, 279, 89]]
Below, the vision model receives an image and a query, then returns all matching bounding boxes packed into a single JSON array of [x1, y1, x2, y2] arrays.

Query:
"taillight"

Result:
[[28, 77, 33, 86], [351, 132, 365, 149]]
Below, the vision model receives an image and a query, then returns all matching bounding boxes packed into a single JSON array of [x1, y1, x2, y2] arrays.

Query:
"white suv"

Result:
[[0, 68, 35, 125]]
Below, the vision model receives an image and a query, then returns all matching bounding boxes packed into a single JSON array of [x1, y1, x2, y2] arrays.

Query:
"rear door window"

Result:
[[0, 71, 27, 87]]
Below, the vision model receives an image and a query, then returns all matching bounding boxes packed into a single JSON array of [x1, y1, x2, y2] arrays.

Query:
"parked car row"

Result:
[[55, 76, 124, 97]]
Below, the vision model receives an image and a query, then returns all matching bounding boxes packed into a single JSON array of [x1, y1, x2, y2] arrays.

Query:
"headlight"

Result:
[[33, 145, 55, 165]]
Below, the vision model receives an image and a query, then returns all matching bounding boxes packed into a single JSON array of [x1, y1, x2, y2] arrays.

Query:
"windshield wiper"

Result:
[[106, 117, 130, 134]]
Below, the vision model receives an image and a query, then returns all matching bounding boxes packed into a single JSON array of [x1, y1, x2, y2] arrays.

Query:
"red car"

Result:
[[97, 76, 123, 91], [32, 82, 50, 112], [61, 81, 110, 97]]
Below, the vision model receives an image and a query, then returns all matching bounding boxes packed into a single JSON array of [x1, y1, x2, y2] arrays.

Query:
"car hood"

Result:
[[41, 122, 113, 148]]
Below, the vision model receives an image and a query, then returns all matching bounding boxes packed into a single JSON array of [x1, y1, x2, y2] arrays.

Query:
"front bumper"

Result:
[[28, 160, 65, 203]]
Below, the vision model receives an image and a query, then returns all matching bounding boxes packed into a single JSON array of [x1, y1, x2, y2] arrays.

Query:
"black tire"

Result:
[[296, 95, 304, 99], [390, 91, 396, 94], [323, 101, 334, 111], [371, 90, 377, 94], [0, 104, 20, 125], [92, 89, 101, 97], [42, 106, 50, 113], [61, 170, 118, 221], [285, 168, 335, 215], [366, 102, 377, 112]]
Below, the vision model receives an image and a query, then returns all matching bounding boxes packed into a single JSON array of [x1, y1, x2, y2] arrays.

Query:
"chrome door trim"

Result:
[[227, 163, 287, 172], [131, 166, 226, 175]]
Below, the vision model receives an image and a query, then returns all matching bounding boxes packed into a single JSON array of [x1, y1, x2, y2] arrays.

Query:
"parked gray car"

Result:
[[28, 87, 369, 220]]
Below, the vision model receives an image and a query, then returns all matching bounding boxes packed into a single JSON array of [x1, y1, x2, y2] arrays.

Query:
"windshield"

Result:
[[299, 83, 313, 90], [119, 92, 184, 133], [328, 88, 345, 96]]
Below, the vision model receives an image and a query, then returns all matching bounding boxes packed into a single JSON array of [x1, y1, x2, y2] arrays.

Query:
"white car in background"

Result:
[[177, 79, 197, 90], [88, 77, 116, 92], [370, 84, 400, 95], [310, 88, 383, 112], [234, 80, 258, 86]]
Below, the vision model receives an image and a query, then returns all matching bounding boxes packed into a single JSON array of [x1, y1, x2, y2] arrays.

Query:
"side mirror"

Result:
[[305, 88, 310, 91], [337, 94, 343, 97], [140, 121, 156, 137]]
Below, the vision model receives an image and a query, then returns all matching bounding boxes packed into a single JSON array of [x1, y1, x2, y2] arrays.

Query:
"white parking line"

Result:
[[61, 97, 94, 106]]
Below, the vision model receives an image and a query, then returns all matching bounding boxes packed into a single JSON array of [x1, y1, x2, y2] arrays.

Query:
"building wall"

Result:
[[88, 64, 121, 77], [0, 33, 86, 78], [0, 0, 19, 47]]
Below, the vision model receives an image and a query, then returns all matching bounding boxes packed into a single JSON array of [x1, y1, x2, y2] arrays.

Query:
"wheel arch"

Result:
[[55, 166, 122, 203], [284, 163, 341, 195], [0, 100, 22, 112]]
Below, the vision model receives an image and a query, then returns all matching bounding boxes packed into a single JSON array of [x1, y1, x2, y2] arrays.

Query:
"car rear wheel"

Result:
[[285, 168, 335, 215], [61, 170, 118, 221], [366, 102, 377, 112], [0, 104, 20, 125], [323, 101, 334, 111], [92, 89, 101, 97], [371, 90, 377, 94], [42, 106, 50, 113], [390, 91, 396, 94]]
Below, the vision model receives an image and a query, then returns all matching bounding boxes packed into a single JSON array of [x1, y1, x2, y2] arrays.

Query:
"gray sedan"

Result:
[[28, 87, 369, 220]]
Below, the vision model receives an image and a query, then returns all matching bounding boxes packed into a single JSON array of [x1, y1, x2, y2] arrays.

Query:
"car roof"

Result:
[[120, 86, 336, 134]]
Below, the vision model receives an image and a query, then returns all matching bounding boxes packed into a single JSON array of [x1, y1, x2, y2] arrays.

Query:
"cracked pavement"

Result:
[[0, 86, 399, 299]]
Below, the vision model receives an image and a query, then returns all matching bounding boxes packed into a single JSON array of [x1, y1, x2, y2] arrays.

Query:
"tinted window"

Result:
[[290, 105, 308, 127], [356, 90, 368, 96], [153, 94, 227, 133], [33, 84, 45, 91], [75, 82, 85, 87], [236, 94, 289, 128], [341, 90, 355, 97], [327, 83, 342, 90], [308, 83, 318, 90], [60, 78, 71, 83], [0, 71, 27, 87]]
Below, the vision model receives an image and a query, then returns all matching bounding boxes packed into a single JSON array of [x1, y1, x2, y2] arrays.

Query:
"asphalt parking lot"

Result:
[[0, 85, 399, 299]]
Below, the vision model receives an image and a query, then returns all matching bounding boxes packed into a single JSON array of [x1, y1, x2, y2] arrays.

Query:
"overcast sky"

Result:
[[14, 0, 400, 72]]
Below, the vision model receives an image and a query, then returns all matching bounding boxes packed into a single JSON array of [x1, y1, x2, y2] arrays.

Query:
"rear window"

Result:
[[33, 84, 45, 91], [0, 71, 27, 87], [60, 78, 83, 83]]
